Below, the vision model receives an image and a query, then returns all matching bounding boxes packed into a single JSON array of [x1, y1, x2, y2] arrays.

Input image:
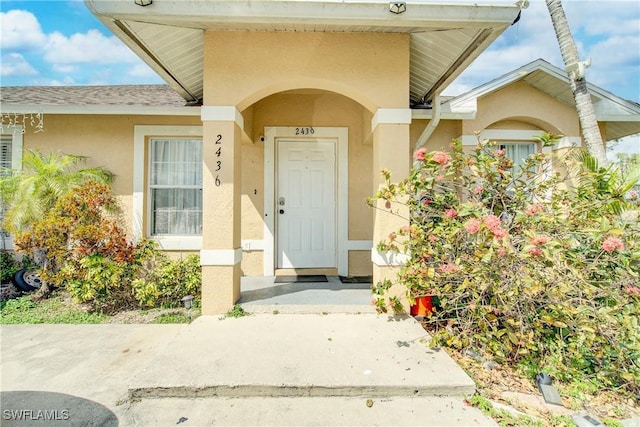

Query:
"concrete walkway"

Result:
[[1, 311, 497, 426]]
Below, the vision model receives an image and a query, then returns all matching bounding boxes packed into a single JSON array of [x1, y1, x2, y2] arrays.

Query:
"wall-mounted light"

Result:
[[134, 0, 153, 6], [389, 2, 406, 14]]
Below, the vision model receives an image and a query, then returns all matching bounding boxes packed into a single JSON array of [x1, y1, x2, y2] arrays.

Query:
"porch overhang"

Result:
[[84, 0, 521, 106]]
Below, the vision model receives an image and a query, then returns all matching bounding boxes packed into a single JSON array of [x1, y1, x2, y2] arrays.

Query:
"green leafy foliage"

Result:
[[0, 149, 113, 235], [370, 139, 640, 397], [223, 304, 251, 318], [0, 251, 19, 284], [13, 181, 202, 312], [132, 254, 202, 308]]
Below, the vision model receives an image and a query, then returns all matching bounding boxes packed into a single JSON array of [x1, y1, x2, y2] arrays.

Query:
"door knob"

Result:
[[279, 209, 285, 214]]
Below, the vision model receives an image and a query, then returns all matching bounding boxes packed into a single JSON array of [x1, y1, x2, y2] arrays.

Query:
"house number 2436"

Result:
[[215, 134, 222, 186]]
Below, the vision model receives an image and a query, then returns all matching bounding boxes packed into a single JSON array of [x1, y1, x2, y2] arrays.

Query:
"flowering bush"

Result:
[[369, 138, 640, 396]]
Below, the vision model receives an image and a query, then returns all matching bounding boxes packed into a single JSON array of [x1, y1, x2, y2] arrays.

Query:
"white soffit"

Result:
[[85, 0, 520, 105]]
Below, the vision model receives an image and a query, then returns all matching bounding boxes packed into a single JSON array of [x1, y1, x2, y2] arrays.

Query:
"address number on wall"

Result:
[[215, 134, 222, 186], [295, 127, 315, 135]]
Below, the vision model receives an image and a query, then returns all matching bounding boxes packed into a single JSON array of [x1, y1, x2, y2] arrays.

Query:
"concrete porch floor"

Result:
[[239, 275, 374, 313]]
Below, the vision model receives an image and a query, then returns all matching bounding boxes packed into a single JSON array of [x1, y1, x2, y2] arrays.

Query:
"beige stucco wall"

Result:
[[18, 113, 201, 246], [203, 31, 409, 112], [464, 81, 580, 136]]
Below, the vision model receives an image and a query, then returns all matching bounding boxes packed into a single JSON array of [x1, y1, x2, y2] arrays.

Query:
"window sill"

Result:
[[151, 236, 202, 251]]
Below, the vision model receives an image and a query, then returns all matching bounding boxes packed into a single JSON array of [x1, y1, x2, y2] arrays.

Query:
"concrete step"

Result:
[[128, 313, 476, 400], [118, 395, 498, 426]]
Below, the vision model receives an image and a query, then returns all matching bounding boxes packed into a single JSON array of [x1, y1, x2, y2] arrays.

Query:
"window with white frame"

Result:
[[0, 135, 12, 172], [148, 138, 203, 236], [0, 128, 23, 247], [1, 136, 12, 240]]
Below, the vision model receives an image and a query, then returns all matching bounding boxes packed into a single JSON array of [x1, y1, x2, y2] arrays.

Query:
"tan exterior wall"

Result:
[[203, 31, 409, 112], [410, 119, 462, 153], [463, 81, 579, 136], [18, 114, 201, 242]]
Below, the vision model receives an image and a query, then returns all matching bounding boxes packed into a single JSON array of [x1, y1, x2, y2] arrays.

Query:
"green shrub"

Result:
[[370, 138, 640, 396], [0, 251, 19, 284], [132, 254, 202, 308]]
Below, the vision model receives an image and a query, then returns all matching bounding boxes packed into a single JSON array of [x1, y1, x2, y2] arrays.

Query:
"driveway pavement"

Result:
[[1, 312, 497, 426]]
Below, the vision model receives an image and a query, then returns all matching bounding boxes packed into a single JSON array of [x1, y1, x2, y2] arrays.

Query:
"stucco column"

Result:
[[200, 106, 243, 314], [371, 108, 412, 310]]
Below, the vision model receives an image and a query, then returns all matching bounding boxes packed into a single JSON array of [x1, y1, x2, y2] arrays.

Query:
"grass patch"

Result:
[[222, 304, 250, 319], [151, 312, 190, 324], [0, 292, 199, 324], [0, 293, 107, 324]]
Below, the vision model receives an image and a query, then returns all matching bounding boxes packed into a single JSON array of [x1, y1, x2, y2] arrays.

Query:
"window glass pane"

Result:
[[149, 137, 202, 236], [500, 143, 536, 172], [1, 136, 12, 238], [0, 136, 12, 173], [151, 189, 202, 235], [150, 139, 202, 186]]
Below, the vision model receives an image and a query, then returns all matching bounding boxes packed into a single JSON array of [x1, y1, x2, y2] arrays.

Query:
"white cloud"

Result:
[[128, 63, 158, 78], [52, 64, 77, 74], [444, 0, 639, 102], [608, 133, 640, 161], [0, 10, 47, 50], [43, 30, 140, 65], [0, 53, 38, 77]]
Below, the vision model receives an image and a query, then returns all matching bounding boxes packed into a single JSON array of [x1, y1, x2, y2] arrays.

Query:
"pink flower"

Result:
[[401, 225, 411, 234], [628, 190, 638, 199], [529, 247, 543, 256], [483, 215, 501, 230], [413, 148, 427, 161], [525, 204, 544, 216], [498, 247, 507, 257], [444, 208, 458, 218], [474, 186, 483, 195], [438, 263, 459, 274], [422, 198, 432, 206], [432, 151, 451, 165], [492, 228, 508, 239], [625, 286, 640, 296], [496, 149, 505, 157], [601, 236, 624, 252], [464, 219, 481, 234], [428, 235, 437, 243], [531, 235, 550, 246], [388, 232, 397, 241]]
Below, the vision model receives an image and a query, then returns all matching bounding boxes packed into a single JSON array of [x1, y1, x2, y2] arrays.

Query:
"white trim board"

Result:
[[264, 126, 349, 276], [200, 248, 243, 266]]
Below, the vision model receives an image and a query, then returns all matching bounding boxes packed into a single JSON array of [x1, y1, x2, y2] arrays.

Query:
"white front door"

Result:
[[276, 139, 336, 269]]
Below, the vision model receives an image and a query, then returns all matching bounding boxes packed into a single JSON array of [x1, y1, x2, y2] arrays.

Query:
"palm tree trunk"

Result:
[[545, 0, 608, 167]]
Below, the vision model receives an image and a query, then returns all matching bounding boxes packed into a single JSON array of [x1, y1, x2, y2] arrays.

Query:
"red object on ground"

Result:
[[410, 295, 433, 317]]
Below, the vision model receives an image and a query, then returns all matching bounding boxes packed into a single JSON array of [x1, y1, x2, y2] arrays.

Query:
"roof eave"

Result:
[[85, 1, 520, 30], [0, 104, 201, 116], [85, 0, 520, 105]]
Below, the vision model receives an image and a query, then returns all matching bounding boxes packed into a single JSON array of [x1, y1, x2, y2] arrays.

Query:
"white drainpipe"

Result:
[[414, 92, 441, 151]]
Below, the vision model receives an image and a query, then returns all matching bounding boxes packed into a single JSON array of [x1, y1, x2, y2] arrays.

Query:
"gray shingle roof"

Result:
[[0, 84, 187, 107]]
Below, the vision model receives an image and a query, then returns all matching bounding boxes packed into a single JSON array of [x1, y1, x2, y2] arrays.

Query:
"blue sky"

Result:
[[1, 0, 639, 155]]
